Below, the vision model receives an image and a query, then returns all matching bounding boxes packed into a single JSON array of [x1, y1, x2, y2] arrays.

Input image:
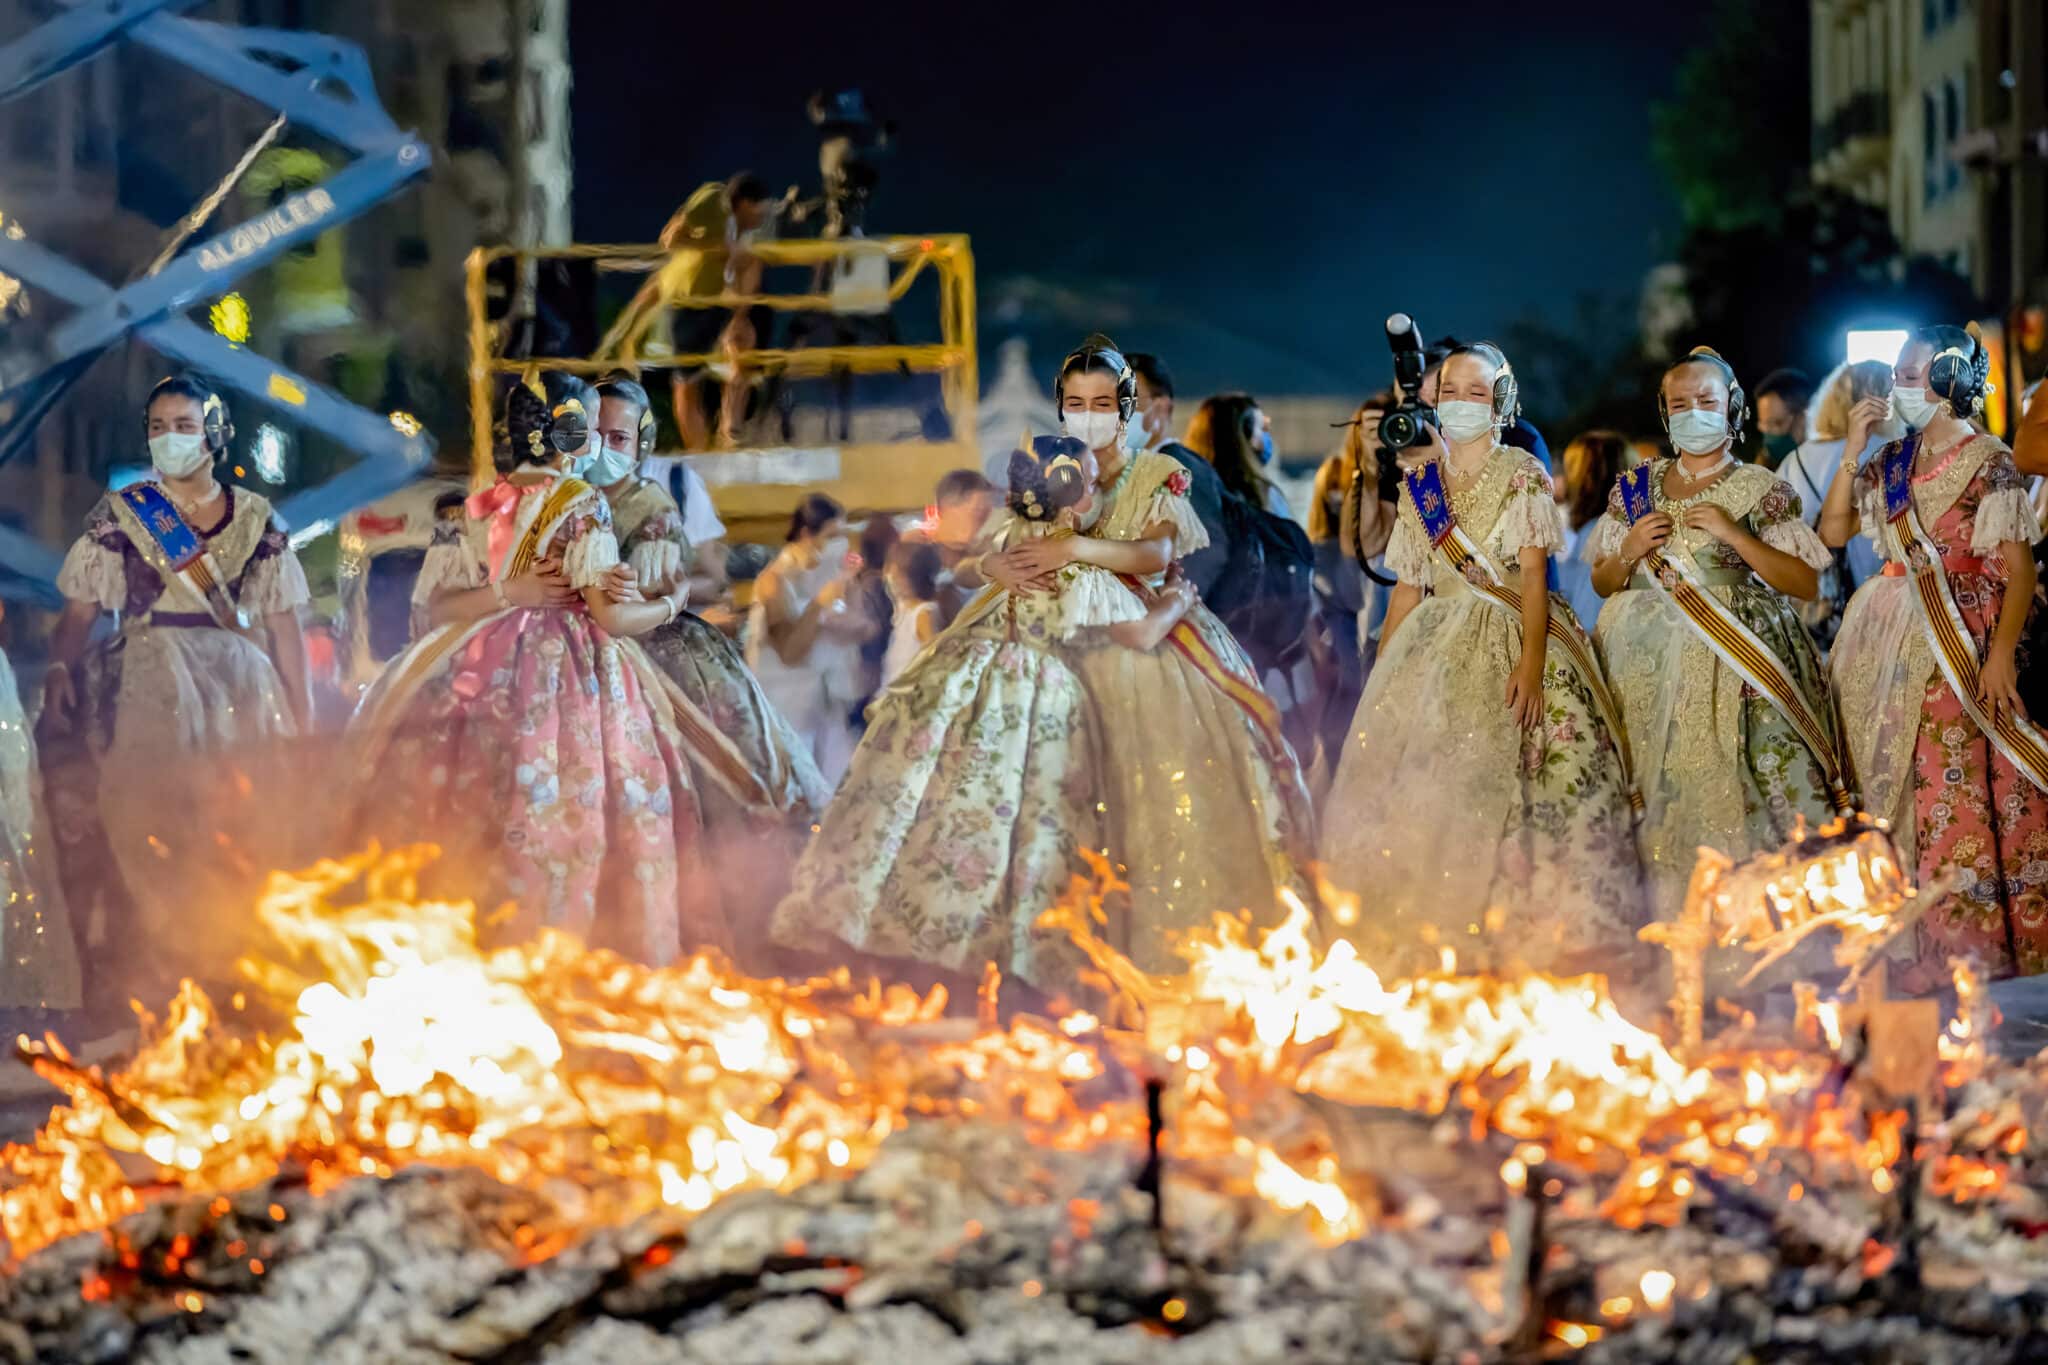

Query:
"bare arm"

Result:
[[1106, 582, 1195, 652], [1817, 459, 1862, 548], [1378, 582, 1424, 652], [584, 583, 687, 638], [1592, 511, 1673, 598], [39, 598, 101, 719], [427, 559, 577, 629], [264, 611, 312, 730], [1979, 541, 2038, 719], [1505, 546, 1548, 728]]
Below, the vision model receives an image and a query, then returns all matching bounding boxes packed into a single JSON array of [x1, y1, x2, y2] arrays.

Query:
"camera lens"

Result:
[[1381, 411, 1416, 450]]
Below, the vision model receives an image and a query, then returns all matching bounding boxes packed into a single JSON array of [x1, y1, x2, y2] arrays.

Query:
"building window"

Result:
[[1945, 79, 1963, 190], [1945, 0, 1961, 21], [1924, 0, 1939, 34], [1924, 89, 1939, 202]]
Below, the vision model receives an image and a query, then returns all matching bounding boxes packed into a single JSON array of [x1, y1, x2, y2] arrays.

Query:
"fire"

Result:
[[0, 847, 1130, 1257], [0, 832, 2026, 1287]]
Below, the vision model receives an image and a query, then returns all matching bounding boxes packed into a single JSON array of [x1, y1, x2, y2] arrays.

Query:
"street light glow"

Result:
[[1846, 329, 1908, 365]]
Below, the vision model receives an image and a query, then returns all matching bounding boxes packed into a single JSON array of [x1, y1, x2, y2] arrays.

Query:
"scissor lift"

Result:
[[0, 0, 435, 593]]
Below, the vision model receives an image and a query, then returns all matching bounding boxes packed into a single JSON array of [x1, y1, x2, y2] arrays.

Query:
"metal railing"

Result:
[[462, 235, 978, 487]]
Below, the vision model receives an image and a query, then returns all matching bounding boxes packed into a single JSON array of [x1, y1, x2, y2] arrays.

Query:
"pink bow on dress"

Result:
[[466, 477, 525, 581]]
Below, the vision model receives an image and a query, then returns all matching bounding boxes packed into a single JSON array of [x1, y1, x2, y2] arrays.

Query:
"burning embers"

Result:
[[5, 827, 2048, 1360]]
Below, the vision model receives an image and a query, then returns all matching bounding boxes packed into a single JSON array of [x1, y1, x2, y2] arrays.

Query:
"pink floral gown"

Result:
[[350, 473, 723, 964], [1851, 434, 2048, 981]]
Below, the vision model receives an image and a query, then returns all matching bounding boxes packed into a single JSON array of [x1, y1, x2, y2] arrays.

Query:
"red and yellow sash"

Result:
[[1881, 434, 2048, 794], [1404, 461, 1643, 816]]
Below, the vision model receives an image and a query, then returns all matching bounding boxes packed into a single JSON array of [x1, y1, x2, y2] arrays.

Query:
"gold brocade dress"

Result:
[[1321, 450, 1644, 971], [1077, 452, 1316, 951], [1590, 461, 1841, 925]]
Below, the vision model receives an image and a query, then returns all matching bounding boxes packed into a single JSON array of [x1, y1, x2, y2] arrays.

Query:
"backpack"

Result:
[[1205, 487, 1315, 669]]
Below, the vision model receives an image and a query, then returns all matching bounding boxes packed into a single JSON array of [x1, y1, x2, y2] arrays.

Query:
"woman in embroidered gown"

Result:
[[1818, 324, 2048, 983], [770, 437, 1201, 989], [352, 375, 724, 965], [986, 336, 1317, 941], [1590, 348, 1844, 925], [0, 621, 80, 1015], [1317, 346, 1643, 971], [40, 376, 309, 994], [584, 377, 828, 817]]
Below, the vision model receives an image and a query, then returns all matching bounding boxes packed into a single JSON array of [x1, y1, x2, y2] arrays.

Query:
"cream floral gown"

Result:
[[1321, 450, 1643, 971], [1078, 452, 1318, 944], [0, 645, 79, 1010], [1591, 461, 1840, 924], [769, 519, 1137, 989]]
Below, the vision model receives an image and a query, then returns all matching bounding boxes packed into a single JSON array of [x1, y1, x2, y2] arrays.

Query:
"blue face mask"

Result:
[[1258, 430, 1276, 466]]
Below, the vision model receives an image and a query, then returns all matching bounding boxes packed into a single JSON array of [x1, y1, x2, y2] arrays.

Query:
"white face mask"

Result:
[[1123, 409, 1152, 451], [1063, 410, 1123, 453], [1893, 384, 1939, 430], [1667, 408, 1730, 456], [587, 440, 637, 487], [149, 430, 210, 478], [1436, 400, 1496, 446]]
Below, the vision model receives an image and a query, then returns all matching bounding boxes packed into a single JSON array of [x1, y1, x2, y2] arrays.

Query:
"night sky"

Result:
[[570, 1, 1698, 397]]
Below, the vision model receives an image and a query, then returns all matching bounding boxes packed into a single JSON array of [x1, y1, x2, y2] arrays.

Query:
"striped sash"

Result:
[[109, 483, 249, 634], [1881, 434, 2048, 794], [1617, 464, 1853, 812], [1404, 462, 1643, 816]]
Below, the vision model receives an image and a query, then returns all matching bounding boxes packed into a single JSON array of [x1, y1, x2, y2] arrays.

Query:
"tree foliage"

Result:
[[1650, 0, 1813, 232]]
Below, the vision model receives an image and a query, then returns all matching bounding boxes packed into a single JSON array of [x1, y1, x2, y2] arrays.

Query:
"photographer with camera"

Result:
[[1321, 329, 1645, 976]]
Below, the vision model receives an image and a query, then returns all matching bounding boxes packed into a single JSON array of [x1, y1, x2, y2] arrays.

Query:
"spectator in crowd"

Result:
[[880, 539, 944, 687], [2014, 376, 2048, 478], [1128, 352, 1229, 595], [908, 468, 996, 626], [1424, 336, 1551, 470], [1184, 392, 1288, 515], [1752, 367, 1813, 469], [850, 511, 903, 718], [1776, 359, 1896, 647], [1306, 391, 1395, 789], [1553, 430, 1631, 632], [659, 172, 778, 451], [745, 493, 875, 785]]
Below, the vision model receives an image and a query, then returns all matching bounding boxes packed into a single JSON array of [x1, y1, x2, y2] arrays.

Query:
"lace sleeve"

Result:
[[1385, 497, 1432, 586], [1971, 446, 2042, 552], [1748, 478, 1832, 568], [1136, 458, 1210, 557], [239, 525, 311, 616], [56, 535, 125, 612], [1490, 456, 1565, 556], [1592, 481, 1630, 561], [1055, 566, 1149, 639], [410, 522, 485, 612], [557, 500, 622, 590]]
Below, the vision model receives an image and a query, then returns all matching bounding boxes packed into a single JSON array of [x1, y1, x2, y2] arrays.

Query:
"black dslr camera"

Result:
[[1378, 312, 1438, 455]]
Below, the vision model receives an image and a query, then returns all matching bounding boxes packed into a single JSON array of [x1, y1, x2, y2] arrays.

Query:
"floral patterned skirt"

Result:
[[350, 607, 720, 965], [638, 612, 833, 821], [1596, 585, 1838, 926], [1324, 591, 1643, 974], [1906, 571, 2048, 982], [769, 628, 1101, 991]]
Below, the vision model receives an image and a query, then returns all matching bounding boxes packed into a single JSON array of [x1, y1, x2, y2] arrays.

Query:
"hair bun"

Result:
[[1007, 434, 1091, 522], [1688, 345, 1725, 362]]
